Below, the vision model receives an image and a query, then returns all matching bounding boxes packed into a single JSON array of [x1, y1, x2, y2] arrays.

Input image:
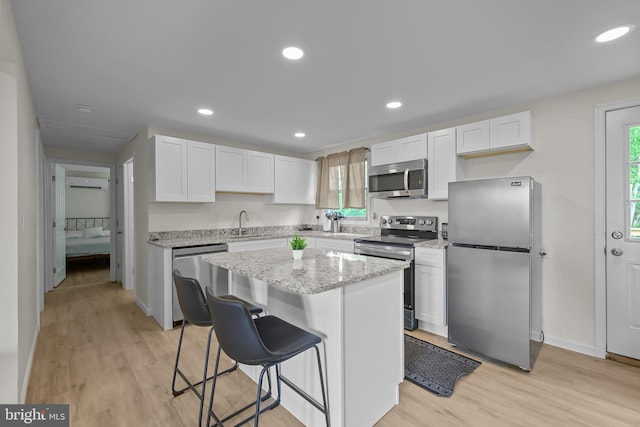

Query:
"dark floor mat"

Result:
[[404, 334, 480, 397]]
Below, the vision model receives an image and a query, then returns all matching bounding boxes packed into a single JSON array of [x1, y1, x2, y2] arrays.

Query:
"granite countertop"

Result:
[[148, 230, 373, 248], [202, 248, 409, 294]]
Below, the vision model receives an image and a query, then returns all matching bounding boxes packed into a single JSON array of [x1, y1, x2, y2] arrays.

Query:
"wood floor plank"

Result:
[[26, 275, 640, 426]]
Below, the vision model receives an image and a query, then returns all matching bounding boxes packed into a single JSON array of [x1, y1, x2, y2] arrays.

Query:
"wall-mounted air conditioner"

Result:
[[65, 177, 110, 190]]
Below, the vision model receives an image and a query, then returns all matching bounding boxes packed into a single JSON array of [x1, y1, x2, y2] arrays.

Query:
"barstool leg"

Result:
[[206, 346, 225, 427], [197, 326, 215, 427], [171, 320, 187, 396], [314, 345, 331, 427]]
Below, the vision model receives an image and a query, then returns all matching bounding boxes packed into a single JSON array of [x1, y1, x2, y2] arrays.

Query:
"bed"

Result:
[[65, 217, 111, 258]]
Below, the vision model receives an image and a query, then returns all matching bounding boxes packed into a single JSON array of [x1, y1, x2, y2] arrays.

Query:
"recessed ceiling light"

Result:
[[594, 25, 635, 43], [198, 108, 214, 116], [75, 104, 93, 114], [282, 46, 304, 60], [294, 132, 306, 138], [386, 101, 402, 109]]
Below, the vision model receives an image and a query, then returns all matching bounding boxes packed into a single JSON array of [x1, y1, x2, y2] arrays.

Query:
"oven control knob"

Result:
[[388, 219, 393, 225], [425, 219, 433, 226], [381, 218, 387, 224], [418, 219, 425, 225]]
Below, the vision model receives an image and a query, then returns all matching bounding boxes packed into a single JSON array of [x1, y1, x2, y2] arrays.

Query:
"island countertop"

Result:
[[202, 247, 409, 295]]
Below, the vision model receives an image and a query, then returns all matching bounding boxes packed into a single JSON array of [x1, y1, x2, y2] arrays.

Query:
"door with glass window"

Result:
[[606, 105, 640, 360]]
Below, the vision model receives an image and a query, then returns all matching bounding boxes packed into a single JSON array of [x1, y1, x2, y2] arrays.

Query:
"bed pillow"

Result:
[[66, 230, 83, 238], [83, 226, 103, 238]]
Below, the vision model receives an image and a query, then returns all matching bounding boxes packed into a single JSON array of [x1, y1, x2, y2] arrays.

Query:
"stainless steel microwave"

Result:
[[368, 159, 428, 198]]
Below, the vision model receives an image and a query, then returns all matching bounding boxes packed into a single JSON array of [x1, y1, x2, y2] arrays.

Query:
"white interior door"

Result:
[[124, 159, 135, 291], [606, 105, 640, 360], [116, 163, 124, 284], [53, 164, 66, 286]]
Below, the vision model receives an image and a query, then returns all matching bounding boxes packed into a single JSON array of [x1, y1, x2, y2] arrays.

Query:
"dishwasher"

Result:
[[172, 243, 228, 323]]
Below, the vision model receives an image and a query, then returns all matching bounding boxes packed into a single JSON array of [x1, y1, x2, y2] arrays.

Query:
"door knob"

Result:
[[611, 248, 624, 256]]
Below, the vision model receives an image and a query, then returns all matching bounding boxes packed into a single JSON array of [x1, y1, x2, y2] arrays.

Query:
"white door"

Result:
[[53, 164, 66, 286], [606, 105, 640, 360], [124, 160, 135, 291], [116, 163, 124, 284]]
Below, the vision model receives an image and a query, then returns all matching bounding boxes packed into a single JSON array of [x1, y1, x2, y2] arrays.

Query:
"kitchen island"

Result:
[[203, 248, 408, 427]]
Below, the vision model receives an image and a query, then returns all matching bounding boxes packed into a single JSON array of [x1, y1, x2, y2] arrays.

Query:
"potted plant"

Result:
[[290, 234, 308, 259]]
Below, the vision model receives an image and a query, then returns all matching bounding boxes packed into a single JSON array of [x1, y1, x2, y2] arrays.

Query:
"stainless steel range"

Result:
[[354, 215, 438, 330]]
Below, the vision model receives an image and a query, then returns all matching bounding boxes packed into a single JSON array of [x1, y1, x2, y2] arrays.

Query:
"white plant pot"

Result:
[[292, 249, 304, 260]]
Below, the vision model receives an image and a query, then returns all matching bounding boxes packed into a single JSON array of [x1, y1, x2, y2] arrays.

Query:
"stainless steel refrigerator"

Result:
[[447, 176, 542, 371]]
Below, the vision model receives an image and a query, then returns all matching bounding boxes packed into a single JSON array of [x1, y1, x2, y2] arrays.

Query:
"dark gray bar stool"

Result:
[[171, 269, 264, 427], [204, 287, 330, 427]]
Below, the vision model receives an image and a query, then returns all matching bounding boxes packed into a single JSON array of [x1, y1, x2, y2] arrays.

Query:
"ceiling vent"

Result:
[[66, 177, 109, 190]]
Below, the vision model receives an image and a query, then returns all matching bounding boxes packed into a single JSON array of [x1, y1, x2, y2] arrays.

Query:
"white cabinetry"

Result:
[[227, 238, 287, 252], [316, 237, 354, 253], [148, 135, 215, 202], [415, 247, 447, 337], [456, 120, 490, 155], [370, 133, 427, 166], [427, 127, 465, 200], [456, 111, 532, 157], [272, 155, 317, 204], [215, 146, 274, 193]]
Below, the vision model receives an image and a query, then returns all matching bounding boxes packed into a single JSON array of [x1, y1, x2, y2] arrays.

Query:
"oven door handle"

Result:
[[354, 245, 413, 261], [404, 168, 409, 192]]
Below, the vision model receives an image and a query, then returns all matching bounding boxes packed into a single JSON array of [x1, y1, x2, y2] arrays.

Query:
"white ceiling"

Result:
[[10, 0, 640, 154]]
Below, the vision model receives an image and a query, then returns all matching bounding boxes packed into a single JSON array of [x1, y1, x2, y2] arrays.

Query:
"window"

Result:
[[628, 125, 640, 238], [325, 161, 368, 221]]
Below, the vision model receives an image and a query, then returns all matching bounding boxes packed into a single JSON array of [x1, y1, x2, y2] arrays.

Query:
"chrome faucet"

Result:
[[238, 210, 249, 236]]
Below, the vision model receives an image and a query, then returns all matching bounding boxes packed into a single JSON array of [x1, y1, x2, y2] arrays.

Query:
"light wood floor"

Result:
[[28, 282, 640, 427], [57, 257, 110, 288]]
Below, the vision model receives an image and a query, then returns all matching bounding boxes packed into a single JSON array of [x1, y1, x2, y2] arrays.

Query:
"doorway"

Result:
[[596, 101, 640, 360], [44, 160, 116, 295]]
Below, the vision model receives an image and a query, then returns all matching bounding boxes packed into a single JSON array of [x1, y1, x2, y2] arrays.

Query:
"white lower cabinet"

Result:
[[414, 247, 447, 337], [316, 237, 354, 253], [227, 238, 287, 252]]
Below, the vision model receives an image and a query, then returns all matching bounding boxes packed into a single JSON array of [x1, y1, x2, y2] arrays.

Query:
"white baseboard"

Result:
[[135, 296, 151, 316], [417, 320, 448, 338], [21, 318, 40, 403], [543, 334, 597, 358]]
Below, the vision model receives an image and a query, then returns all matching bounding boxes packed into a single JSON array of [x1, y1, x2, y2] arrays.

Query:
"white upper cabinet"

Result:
[[247, 151, 275, 193], [427, 127, 464, 200], [456, 120, 490, 155], [456, 111, 532, 157], [187, 141, 217, 202], [490, 111, 532, 150], [215, 146, 246, 192], [272, 155, 317, 204], [370, 133, 427, 166], [148, 135, 215, 203], [215, 146, 274, 193], [396, 133, 428, 163]]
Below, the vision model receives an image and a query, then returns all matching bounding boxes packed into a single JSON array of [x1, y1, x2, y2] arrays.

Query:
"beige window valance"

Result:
[[315, 147, 366, 209]]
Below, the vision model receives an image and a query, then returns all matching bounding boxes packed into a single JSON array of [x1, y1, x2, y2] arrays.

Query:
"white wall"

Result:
[[0, 0, 39, 403], [66, 187, 110, 218]]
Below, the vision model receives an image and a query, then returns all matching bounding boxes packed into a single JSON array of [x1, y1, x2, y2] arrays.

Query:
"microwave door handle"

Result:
[[404, 168, 409, 192]]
